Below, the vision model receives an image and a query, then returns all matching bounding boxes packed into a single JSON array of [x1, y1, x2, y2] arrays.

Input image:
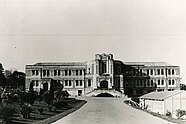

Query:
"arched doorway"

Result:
[[100, 80, 108, 89], [43, 83, 48, 91], [96, 93, 114, 97]]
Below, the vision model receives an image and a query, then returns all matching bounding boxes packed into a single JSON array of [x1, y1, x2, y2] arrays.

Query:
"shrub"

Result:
[[42, 91, 54, 111], [20, 103, 32, 119], [176, 109, 186, 119], [0, 104, 18, 123], [53, 101, 68, 109], [54, 90, 70, 102], [165, 110, 172, 117], [20, 92, 37, 105], [131, 97, 139, 103]]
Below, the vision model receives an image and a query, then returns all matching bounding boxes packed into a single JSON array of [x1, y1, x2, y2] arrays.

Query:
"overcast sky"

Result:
[[1, 0, 186, 81]]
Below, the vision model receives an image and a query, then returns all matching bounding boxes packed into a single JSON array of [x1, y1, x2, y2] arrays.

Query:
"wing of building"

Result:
[[25, 53, 181, 97]]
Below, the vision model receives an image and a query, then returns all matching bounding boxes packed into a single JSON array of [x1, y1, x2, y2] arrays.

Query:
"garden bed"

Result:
[[7, 98, 87, 124]]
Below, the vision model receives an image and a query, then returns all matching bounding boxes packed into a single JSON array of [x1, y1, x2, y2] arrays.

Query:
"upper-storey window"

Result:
[[47, 70, 50, 76], [69, 70, 71, 76], [168, 69, 171, 75], [88, 79, 91, 87], [172, 69, 175, 75], [150, 69, 153, 75], [65, 70, 68, 76], [161, 69, 164, 75], [147, 69, 149, 75], [58, 70, 61, 76], [32, 70, 35, 76], [54, 70, 57, 76], [36, 70, 39, 76], [157, 69, 160, 75], [102, 62, 107, 73], [80, 70, 82, 76], [43, 70, 46, 76], [76, 70, 78, 76]]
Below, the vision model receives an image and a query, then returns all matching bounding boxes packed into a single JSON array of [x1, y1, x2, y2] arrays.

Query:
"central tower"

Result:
[[93, 53, 114, 89]]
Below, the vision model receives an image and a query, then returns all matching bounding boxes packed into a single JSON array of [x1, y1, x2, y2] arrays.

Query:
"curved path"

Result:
[[52, 97, 173, 124]]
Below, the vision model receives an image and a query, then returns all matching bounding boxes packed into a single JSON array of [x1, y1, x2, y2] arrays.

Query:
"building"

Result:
[[25, 53, 180, 97], [139, 90, 186, 117], [123, 62, 180, 97]]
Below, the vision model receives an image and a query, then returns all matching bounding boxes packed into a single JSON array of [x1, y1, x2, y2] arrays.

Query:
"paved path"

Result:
[[52, 97, 174, 124]]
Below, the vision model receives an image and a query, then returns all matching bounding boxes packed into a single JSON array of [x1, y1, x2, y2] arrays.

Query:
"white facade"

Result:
[[140, 90, 186, 117]]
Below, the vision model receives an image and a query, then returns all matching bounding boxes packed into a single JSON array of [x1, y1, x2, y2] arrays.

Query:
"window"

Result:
[[80, 80, 82, 86], [32, 70, 35, 76], [80, 70, 82, 76], [157, 69, 160, 75], [47, 70, 50, 76], [76, 80, 79, 86], [36, 70, 39, 75], [161, 80, 164, 85], [147, 70, 149, 75], [65, 70, 68, 76], [172, 80, 175, 85], [65, 80, 68, 86], [172, 69, 175, 75], [103, 62, 107, 73], [32, 81, 35, 86], [158, 80, 160, 85], [88, 79, 91, 87], [36, 80, 39, 87], [58, 70, 61, 76], [161, 69, 164, 75], [147, 80, 150, 87], [168, 69, 171, 75], [69, 80, 72, 86], [151, 80, 154, 86], [43, 70, 46, 76], [169, 80, 171, 85], [54, 70, 57, 76], [69, 70, 71, 76], [76, 70, 78, 76], [150, 69, 153, 75]]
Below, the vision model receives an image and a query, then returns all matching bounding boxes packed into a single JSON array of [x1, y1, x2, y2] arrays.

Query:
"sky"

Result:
[[1, 0, 186, 81]]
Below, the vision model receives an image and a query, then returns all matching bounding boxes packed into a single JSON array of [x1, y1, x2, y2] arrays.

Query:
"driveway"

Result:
[[52, 97, 174, 124]]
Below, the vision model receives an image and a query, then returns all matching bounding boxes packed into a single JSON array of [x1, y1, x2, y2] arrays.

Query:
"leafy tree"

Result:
[[42, 91, 53, 111], [20, 92, 37, 105], [0, 63, 6, 88], [29, 81, 34, 93]]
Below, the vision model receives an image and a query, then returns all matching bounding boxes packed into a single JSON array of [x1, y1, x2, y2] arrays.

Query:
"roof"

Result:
[[139, 90, 183, 100], [123, 62, 175, 67], [34, 62, 86, 66]]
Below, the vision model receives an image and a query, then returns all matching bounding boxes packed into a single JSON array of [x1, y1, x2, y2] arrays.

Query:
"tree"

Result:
[[0, 63, 6, 88], [42, 80, 55, 111], [29, 81, 34, 93]]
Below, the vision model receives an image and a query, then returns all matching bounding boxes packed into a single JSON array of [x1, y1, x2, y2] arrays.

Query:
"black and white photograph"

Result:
[[0, 0, 186, 123]]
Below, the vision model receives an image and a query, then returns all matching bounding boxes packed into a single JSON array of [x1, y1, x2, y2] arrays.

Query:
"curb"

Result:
[[32, 100, 87, 124]]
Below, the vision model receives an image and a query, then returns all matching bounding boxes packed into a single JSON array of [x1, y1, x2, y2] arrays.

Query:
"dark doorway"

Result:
[[100, 80, 108, 89], [96, 93, 114, 97], [78, 90, 82, 96], [43, 83, 48, 91]]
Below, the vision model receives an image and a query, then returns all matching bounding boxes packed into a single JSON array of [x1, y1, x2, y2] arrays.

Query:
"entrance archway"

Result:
[[43, 83, 48, 91], [96, 93, 114, 97], [100, 80, 108, 89]]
